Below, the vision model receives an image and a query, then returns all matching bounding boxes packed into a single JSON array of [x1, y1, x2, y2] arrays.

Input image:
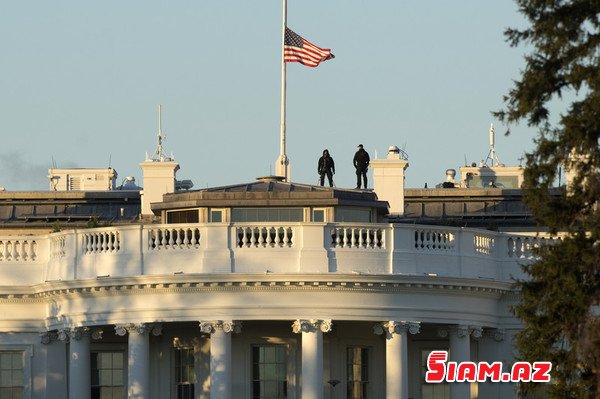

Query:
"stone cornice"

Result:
[[0, 274, 515, 301]]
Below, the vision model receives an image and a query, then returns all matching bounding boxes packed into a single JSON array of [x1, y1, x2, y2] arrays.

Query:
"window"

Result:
[[335, 208, 371, 223], [167, 209, 199, 224], [312, 209, 325, 223], [347, 347, 369, 399], [91, 351, 125, 399], [210, 209, 223, 223], [0, 351, 23, 399], [420, 349, 449, 399], [232, 208, 303, 223], [174, 348, 195, 399], [252, 346, 287, 399]]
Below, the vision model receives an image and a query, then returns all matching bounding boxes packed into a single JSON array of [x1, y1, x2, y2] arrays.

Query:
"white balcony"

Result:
[[0, 223, 551, 286]]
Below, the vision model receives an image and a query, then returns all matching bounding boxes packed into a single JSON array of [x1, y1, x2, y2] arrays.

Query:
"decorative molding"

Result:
[[32, 277, 514, 302], [91, 328, 103, 340], [114, 324, 128, 336], [437, 324, 484, 339], [470, 325, 483, 340], [483, 328, 506, 342], [198, 320, 241, 335], [57, 329, 69, 342], [113, 323, 163, 336], [40, 331, 57, 345], [292, 319, 333, 334], [67, 327, 90, 341], [373, 321, 420, 337]]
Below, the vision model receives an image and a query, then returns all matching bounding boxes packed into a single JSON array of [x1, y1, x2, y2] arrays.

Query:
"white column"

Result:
[[374, 321, 420, 399], [292, 319, 332, 399], [200, 320, 241, 399], [65, 328, 91, 399], [115, 323, 162, 399], [439, 325, 471, 399]]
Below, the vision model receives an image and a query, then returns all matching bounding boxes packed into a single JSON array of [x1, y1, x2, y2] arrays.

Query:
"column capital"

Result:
[[199, 320, 241, 334], [91, 328, 104, 340], [114, 323, 163, 336], [292, 319, 332, 334], [40, 331, 58, 345], [437, 324, 482, 339], [470, 325, 483, 340], [68, 327, 91, 341], [374, 321, 420, 337], [483, 328, 506, 342]]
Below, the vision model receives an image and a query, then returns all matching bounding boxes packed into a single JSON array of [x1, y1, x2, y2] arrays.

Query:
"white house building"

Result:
[[0, 146, 551, 399]]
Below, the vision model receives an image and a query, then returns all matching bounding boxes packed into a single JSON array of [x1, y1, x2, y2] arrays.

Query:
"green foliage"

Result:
[[85, 217, 112, 229], [51, 222, 61, 233], [86, 217, 100, 229], [496, 1, 600, 397]]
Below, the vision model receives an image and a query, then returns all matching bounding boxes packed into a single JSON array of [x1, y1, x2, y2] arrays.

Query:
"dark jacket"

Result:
[[318, 154, 335, 174], [353, 148, 370, 171]]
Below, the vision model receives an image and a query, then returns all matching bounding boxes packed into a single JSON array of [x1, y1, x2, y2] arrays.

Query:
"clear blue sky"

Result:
[[1, 1, 541, 190]]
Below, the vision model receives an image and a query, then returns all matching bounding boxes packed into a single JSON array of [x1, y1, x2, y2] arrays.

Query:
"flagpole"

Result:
[[276, 0, 289, 181]]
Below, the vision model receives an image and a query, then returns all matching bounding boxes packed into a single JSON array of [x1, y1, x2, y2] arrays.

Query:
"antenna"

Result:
[[152, 104, 169, 161], [108, 154, 112, 168], [51, 156, 57, 169], [483, 123, 501, 167]]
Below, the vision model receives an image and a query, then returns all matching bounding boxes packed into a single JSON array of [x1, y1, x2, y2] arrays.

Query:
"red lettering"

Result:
[[477, 362, 503, 382], [531, 362, 552, 382], [456, 362, 477, 382], [446, 362, 457, 382], [425, 351, 447, 383], [511, 362, 532, 382]]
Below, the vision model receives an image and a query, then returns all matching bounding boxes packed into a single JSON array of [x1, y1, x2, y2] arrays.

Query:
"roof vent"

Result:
[[256, 175, 286, 182]]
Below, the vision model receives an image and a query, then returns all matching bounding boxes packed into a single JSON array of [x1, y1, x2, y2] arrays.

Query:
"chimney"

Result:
[[139, 159, 180, 216], [371, 146, 409, 216]]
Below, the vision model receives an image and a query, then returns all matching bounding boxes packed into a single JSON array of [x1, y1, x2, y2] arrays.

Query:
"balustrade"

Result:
[[0, 239, 37, 262], [474, 234, 495, 256], [235, 225, 293, 248], [507, 235, 559, 259], [330, 226, 385, 249], [148, 227, 201, 250], [50, 236, 66, 259], [82, 231, 120, 255], [0, 224, 552, 280], [414, 229, 455, 252]]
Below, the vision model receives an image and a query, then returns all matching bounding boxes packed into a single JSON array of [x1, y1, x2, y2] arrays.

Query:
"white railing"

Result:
[[148, 227, 201, 250], [413, 228, 456, 252], [330, 225, 386, 249], [0, 223, 557, 284], [82, 230, 120, 255], [507, 235, 559, 259], [474, 234, 495, 256], [50, 235, 66, 259], [234, 225, 294, 248], [0, 239, 38, 262]]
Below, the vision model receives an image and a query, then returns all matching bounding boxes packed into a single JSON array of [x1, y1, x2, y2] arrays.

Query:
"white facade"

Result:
[[48, 168, 118, 191], [0, 216, 541, 398]]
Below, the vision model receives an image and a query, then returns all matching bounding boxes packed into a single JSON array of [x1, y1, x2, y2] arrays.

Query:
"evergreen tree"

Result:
[[495, 1, 600, 397]]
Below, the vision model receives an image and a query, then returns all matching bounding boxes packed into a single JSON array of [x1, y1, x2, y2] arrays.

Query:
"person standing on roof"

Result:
[[317, 149, 335, 187], [353, 144, 370, 189]]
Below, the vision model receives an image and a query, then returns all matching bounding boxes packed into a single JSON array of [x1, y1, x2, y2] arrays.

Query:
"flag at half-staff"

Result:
[[284, 27, 335, 67]]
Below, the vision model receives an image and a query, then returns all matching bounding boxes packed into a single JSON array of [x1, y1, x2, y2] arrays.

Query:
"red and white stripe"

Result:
[[284, 40, 333, 67]]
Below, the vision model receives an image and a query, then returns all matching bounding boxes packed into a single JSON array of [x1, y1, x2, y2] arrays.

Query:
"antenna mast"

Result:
[[484, 123, 501, 167], [153, 104, 168, 161]]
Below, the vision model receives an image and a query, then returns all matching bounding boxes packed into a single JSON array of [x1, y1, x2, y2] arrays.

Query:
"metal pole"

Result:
[[276, 0, 289, 180]]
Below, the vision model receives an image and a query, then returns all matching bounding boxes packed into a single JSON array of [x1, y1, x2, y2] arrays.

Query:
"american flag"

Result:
[[284, 27, 334, 67]]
